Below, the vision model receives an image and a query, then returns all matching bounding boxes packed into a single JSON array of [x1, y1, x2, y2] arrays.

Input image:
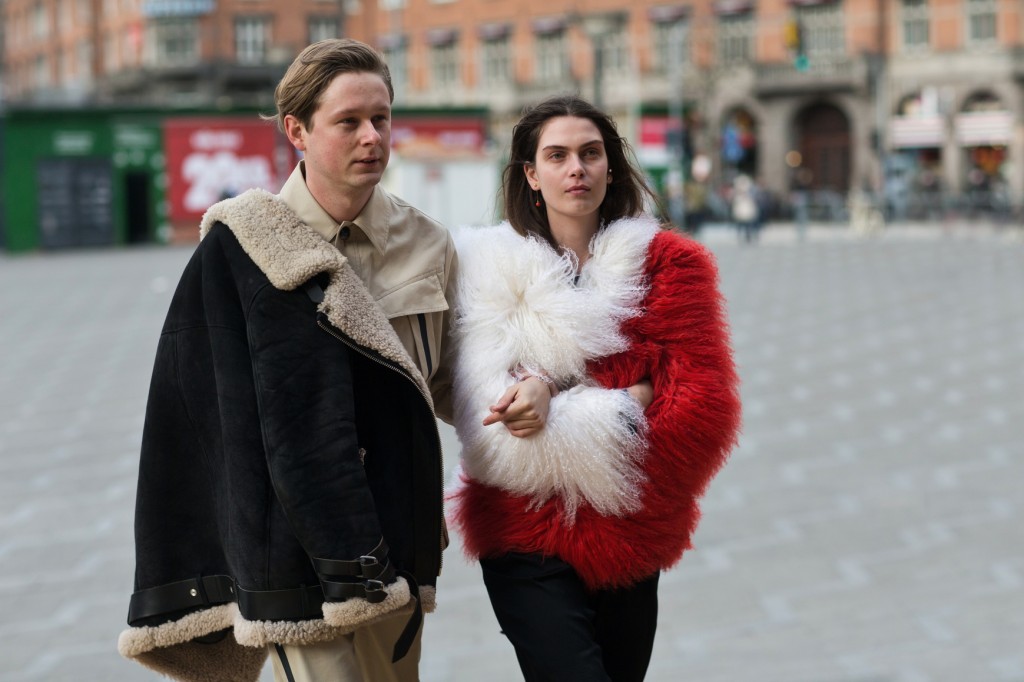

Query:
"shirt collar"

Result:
[[278, 160, 392, 255]]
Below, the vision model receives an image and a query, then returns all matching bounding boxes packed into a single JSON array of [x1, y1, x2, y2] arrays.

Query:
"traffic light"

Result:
[[784, 19, 808, 71]]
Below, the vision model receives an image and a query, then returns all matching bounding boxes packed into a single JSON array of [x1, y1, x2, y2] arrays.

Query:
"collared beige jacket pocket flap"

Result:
[[376, 271, 448, 320]]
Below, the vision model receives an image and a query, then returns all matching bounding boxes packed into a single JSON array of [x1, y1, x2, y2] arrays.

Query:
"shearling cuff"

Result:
[[118, 604, 268, 682], [322, 575, 413, 630], [461, 384, 648, 519], [231, 576, 414, 648], [419, 585, 437, 613]]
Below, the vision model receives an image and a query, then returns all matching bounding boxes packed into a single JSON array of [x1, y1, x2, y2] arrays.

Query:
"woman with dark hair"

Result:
[[448, 95, 741, 681]]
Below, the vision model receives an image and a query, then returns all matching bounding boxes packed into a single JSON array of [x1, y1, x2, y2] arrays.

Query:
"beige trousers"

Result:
[[268, 604, 421, 682]]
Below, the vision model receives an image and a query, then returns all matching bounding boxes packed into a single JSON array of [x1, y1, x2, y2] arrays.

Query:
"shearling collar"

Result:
[[199, 189, 430, 405]]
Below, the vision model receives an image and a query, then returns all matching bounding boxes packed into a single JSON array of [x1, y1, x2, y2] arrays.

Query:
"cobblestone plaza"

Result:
[[1, 224, 1021, 681]]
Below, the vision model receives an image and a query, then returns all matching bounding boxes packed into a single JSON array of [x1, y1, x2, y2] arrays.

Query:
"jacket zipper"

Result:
[[316, 317, 446, 575]]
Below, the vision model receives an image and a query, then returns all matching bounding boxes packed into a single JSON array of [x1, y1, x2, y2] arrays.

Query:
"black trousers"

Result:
[[480, 553, 660, 682]]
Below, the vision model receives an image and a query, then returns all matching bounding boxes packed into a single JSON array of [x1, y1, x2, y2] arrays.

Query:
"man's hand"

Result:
[[482, 377, 552, 438]]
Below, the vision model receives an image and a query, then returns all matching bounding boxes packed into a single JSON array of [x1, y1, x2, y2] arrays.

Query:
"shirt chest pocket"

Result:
[[376, 272, 448, 382]]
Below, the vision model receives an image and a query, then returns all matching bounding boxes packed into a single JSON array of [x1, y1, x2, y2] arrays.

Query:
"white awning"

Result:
[[955, 111, 1014, 146], [889, 116, 944, 149]]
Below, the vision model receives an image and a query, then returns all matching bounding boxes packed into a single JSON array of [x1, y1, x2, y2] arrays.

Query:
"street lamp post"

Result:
[[666, 24, 687, 231]]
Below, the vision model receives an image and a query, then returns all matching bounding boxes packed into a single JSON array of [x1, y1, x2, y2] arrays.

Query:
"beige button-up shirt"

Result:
[[279, 161, 456, 419]]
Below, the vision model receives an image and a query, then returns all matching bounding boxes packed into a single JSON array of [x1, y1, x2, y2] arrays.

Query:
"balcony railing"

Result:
[[142, 0, 214, 18], [753, 56, 868, 97]]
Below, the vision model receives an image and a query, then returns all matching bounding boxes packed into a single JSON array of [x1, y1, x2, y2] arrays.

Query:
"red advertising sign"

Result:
[[164, 118, 287, 222], [391, 117, 487, 159], [640, 116, 671, 149]]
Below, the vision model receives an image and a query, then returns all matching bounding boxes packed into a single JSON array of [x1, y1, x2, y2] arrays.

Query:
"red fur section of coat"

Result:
[[450, 230, 741, 590]]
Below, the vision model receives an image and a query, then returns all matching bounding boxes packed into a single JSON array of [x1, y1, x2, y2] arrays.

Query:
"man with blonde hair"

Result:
[[119, 39, 455, 682]]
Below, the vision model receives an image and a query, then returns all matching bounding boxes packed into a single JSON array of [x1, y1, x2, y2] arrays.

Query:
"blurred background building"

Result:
[[2, 0, 1022, 250]]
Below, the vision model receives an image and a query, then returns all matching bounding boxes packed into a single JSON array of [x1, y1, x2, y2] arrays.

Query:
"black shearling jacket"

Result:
[[118, 190, 447, 682]]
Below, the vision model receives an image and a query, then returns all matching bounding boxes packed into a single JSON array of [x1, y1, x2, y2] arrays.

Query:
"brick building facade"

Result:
[[4, 0, 1023, 221]]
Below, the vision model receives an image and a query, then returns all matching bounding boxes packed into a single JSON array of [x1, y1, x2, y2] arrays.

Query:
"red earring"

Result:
[[533, 189, 541, 207]]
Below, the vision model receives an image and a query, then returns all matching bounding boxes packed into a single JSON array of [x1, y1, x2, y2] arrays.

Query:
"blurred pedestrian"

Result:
[[447, 94, 741, 682], [118, 39, 457, 682], [731, 173, 760, 243]]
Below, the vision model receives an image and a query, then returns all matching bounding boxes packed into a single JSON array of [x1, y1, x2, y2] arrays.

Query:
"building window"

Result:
[[652, 18, 688, 74], [236, 17, 270, 65], [308, 16, 339, 43], [535, 30, 569, 84], [34, 55, 50, 88], [601, 21, 630, 78], [77, 0, 91, 24], [430, 40, 459, 90], [147, 17, 199, 67], [104, 33, 119, 73], [60, 49, 74, 85], [717, 11, 753, 65], [967, 0, 997, 44], [78, 40, 93, 86], [33, 1, 49, 41], [58, 0, 72, 34], [481, 35, 512, 86], [795, 2, 844, 61], [901, 0, 929, 50], [381, 39, 408, 96]]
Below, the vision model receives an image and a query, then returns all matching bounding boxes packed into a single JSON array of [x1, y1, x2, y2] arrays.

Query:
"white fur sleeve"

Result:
[[453, 371, 648, 519], [449, 221, 659, 519]]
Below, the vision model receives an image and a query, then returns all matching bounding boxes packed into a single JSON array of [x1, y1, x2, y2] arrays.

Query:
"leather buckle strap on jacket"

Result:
[[129, 539, 396, 624], [312, 538, 395, 584], [314, 538, 396, 604], [127, 575, 236, 625]]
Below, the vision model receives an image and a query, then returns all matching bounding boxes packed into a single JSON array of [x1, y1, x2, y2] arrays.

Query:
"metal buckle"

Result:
[[364, 579, 386, 603]]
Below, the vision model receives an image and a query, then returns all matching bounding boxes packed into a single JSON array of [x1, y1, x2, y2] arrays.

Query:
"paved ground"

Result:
[[1, 222, 1021, 682]]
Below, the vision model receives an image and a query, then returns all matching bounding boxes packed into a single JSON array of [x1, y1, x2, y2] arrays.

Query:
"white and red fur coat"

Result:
[[448, 216, 741, 590]]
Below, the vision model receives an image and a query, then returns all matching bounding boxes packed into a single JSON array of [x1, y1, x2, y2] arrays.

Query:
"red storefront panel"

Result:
[[164, 118, 285, 222]]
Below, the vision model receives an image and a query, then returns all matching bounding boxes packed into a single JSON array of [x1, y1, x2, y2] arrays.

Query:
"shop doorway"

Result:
[[791, 103, 851, 221], [125, 172, 151, 244], [795, 102, 851, 192], [957, 91, 1011, 218]]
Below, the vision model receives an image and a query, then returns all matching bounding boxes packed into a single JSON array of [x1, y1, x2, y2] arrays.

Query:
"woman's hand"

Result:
[[482, 377, 552, 438], [626, 379, 654, 409]]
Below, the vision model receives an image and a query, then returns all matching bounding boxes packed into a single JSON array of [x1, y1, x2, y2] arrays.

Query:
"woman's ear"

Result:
[[524, 163, 539, 190]]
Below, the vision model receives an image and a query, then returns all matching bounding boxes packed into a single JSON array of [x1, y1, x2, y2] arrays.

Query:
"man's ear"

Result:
[[283, 115, 307, 152], [523, 163, 539, 190]]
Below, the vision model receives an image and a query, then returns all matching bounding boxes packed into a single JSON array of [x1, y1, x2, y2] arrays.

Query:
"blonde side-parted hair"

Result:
[[265, 39, 394, 134]]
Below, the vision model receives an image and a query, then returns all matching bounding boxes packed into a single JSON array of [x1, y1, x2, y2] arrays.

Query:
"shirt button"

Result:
[[339, 226, 351, 240]]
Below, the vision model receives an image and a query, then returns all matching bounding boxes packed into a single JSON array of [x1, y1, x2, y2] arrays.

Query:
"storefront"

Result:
[[1, 106, 280, 252], [886, 90, 946, 220], [955, 93, 1013, 216], [2, 106, 494, 252]]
